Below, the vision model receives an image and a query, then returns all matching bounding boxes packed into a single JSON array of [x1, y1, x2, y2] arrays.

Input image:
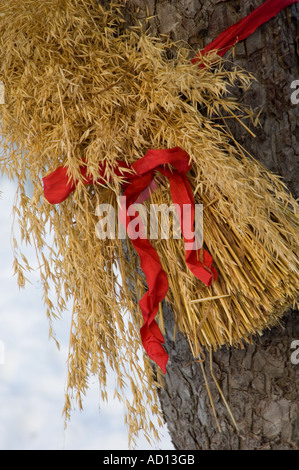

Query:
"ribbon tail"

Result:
[[167, 171, 217, 286], [42, 166, 77, 204], [192, 0, 299, 63], [122, 178, 169, 373], [43, 160, 131, 204], [131, 238, 169, 373]]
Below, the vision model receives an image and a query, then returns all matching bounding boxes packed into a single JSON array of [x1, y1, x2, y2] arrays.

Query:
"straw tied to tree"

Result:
[[0, 0, 298, 446]]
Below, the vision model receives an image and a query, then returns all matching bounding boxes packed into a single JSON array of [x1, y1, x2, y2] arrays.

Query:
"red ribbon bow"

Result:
[[43, 147, 217, 373]]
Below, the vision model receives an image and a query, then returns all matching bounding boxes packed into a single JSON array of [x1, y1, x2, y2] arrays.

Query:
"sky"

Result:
[[0, 175, 174, 450]]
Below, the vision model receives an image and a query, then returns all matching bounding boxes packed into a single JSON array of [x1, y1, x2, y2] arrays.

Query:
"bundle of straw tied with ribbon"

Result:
[[0, 0, 298, 443]]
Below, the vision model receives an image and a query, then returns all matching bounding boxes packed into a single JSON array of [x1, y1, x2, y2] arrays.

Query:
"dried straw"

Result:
[[0, 0, 298, 446]]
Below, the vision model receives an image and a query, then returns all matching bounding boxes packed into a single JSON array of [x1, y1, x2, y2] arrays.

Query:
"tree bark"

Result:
[[121, 0, 299, 450]]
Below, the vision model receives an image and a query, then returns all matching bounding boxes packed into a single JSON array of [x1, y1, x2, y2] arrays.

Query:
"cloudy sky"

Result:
[[0, 175, 173, 450]]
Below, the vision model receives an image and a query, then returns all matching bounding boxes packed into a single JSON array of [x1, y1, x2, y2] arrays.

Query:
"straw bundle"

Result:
[[0, 0, 298, 445]]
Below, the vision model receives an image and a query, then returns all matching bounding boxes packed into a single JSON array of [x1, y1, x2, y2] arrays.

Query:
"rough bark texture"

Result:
[[120, 0, 299, 450]]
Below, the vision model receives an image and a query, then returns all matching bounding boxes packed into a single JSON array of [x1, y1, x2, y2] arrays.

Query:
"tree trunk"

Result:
[[121, 0, 299, 450]]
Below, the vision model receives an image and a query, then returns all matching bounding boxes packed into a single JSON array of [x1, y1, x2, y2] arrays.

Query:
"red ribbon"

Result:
[[192, 0, 299, 64], [43, 147, 217, 373], [122, 148, 217, 373], [42, 0, 297, 373]]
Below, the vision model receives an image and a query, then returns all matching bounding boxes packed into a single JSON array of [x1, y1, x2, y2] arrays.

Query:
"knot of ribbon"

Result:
[[43, 147, 217, 373]]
